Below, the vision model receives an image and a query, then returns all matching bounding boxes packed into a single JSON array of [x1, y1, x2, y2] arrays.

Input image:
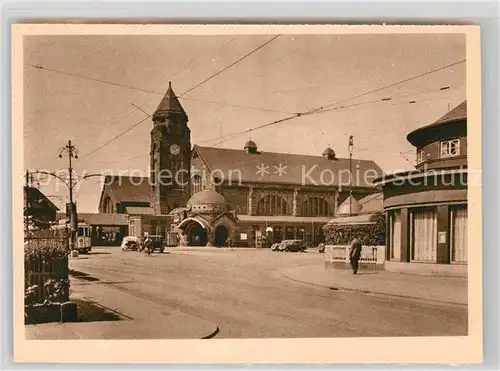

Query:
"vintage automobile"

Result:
[[270, 243, 280, 251], [121, 236, 140, 251], [148, 235, 166, 253], [277, 239, 306, 252]]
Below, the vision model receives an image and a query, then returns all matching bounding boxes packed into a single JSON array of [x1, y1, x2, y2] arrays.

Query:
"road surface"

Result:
[[70, 247, 468, 338]]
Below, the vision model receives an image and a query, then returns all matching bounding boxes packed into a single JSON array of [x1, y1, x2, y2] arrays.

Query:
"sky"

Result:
[[23, 33, 466, 213]]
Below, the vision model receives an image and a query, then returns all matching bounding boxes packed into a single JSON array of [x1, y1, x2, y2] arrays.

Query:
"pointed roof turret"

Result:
[[336, 195, 362, 215], [153, 81, 187, 119]]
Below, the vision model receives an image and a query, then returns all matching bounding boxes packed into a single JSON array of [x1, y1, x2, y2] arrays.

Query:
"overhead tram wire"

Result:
[[199, 83, 464, 146], [168, 36, 236, 83], [303, 59, 466, 116], [79, 115, 151, 160], [26, 61, 291, 115], [33, 56, 464, 160], [204, 60, 465, 145], [71, 35, 282, 161], [199, 61, 465, 146], [211, 92, 463, 147], [178, 35, 281, 97]]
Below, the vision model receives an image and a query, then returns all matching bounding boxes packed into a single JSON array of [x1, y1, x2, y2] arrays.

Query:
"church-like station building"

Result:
[[98, 82, 384, 247]]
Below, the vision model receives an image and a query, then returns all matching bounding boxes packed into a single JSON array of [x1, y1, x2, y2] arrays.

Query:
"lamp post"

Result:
[[58, 140, 79, 248], [28, 158, 102, 250], [348, 135, 354, 216]]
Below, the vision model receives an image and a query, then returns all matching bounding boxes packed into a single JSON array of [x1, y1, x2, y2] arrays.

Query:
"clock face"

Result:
[[170, 144, 181, 156]]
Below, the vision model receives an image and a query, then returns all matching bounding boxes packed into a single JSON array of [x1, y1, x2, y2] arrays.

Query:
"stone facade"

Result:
[[149, 83, 192, 215], [97, 83, 384, 248]]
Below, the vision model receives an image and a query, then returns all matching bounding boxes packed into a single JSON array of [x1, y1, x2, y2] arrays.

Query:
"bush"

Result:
[[323, 212, 386, 245], [25, 237, 70, 306], [25, 237, 69, 261]]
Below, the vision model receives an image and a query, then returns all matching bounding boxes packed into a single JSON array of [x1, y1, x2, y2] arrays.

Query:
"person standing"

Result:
[[349, 236, 363, 275]]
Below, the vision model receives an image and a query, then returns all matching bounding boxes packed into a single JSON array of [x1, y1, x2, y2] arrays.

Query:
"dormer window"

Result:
[[416, 149, 426, 164], [440, 139, 460, 158]]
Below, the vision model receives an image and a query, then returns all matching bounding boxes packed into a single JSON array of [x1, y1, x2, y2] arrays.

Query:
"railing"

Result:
[[324, 245, 385, 265]]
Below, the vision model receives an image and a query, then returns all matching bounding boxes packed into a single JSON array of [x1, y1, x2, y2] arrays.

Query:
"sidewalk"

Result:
[[281, 264, 468, 306], [25, 278, 219, 340]]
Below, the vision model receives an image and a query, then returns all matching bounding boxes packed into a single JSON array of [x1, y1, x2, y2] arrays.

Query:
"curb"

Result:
[[202, 325, 220, 339], [282, 271, 468, 308]]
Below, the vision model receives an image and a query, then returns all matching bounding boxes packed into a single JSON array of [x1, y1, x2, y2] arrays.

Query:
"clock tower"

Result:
[[150, 82, 191, 214]]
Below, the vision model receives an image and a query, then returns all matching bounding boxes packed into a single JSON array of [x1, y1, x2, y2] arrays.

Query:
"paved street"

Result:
[[67, 247, 468, 338]]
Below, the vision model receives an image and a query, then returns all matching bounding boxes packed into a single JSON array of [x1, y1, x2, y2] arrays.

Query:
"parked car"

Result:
[[121, 236, 139, 251], [278, 239, 306, 252], [148, 235, 165, 253], [270, 243, 280, 251]]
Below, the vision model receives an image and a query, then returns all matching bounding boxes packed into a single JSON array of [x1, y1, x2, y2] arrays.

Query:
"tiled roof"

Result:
[[432, 101, 467, 126], [194, 145, 383, 188], [336, 195, 362, 215], [358, 193, 383, 213], [26, 187, 59, 211], [103, 175, 151, 203], [407, 101, 467, 146], [154, 82, 186, 117]]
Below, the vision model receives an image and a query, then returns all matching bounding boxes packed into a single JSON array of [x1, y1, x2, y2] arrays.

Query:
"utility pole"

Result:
[[59, 140, 79, 249], [348, 135, 354, 216]]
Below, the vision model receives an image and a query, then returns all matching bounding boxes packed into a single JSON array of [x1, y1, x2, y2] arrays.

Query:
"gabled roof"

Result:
[[25, 187, 59, 211], [154, 82, 186, 118], [336, 195, 362, 215], [100, 175, 151, 204], [193, 145, 383, 188]]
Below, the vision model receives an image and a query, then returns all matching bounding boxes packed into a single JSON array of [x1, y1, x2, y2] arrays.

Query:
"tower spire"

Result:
[[153, 81, 187, 120]]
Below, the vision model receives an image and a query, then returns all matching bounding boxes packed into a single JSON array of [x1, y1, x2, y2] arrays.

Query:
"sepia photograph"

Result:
[[12, 24, 482, 363]]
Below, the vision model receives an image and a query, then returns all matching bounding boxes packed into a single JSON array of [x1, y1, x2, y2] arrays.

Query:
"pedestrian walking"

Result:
[[349, 236, 363, 275]]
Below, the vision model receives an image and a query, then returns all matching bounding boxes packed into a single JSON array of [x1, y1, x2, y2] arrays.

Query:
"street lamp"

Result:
[[58, 140, 79, 248], [348, 135, 354, 216]]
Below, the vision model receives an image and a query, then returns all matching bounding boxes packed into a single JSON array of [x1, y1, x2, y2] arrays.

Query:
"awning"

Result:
[[125, 206, 156, 215], [237, 215, 331, 224], [326, 213, 375, 225]]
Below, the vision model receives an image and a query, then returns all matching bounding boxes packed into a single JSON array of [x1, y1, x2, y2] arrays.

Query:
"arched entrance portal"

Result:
[[188, 223, 208, 246], [214, 225, 229, 247]]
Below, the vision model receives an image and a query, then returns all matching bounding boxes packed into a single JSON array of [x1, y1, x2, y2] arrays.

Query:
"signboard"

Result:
[[438, 231, 447, 244]]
